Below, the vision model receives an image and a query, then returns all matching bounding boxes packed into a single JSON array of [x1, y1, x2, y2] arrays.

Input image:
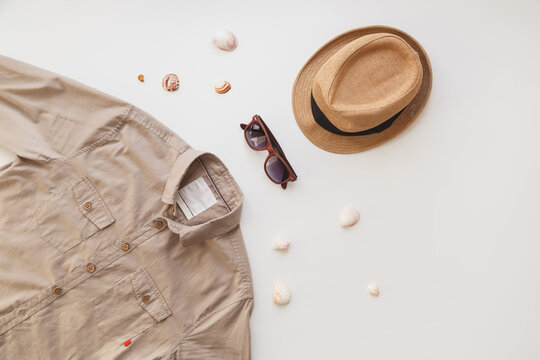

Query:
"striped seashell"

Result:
[[214, 81, 231, 94], [272, 279, 291, 305], [272, 235, 290, 251], [162, 73, 180, 92], [212, 31, 238, 51], [367, 283, 380, 297], [339, 206, 360, 227]]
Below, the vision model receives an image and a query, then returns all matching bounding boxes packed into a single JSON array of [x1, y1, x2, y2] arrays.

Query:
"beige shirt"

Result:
[[0, 55, 254, 359]]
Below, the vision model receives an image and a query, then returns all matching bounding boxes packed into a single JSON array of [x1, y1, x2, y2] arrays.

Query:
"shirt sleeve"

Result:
[[177, 298, 254, 359], [0, 55, 130, 161]]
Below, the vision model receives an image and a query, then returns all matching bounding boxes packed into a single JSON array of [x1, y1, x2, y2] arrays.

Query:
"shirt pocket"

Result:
[[35, 176, 115, 253], [93, 266, 172, 345]]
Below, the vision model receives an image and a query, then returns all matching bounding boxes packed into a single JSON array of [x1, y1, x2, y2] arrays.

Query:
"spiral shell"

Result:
[[339, 206, 360, 227], [272, 235, 290, 251], [212, 31, 238, 51], [367, 283, 380, 297], [214, 81, 231, 94], [272, 279, 291, 305], [162, 73, 179, 92]]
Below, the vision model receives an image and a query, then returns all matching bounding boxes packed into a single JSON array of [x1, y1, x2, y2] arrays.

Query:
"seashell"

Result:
[[214, 80, 231, 94], [367, 283, 379, 297], [272, 235, 290, 251], [339, 206, 360, 227], [212, 31, 238, 51], [137, 74, 144, 82], [162, 73, 180, 92], [272, 279, 291, 305]]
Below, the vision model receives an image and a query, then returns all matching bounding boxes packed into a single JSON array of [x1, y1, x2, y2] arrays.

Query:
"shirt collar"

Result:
[[159, 148, 243, 247]]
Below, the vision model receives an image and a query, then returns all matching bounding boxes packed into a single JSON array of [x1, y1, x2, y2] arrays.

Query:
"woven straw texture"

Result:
[[292, 25, 432, 153]]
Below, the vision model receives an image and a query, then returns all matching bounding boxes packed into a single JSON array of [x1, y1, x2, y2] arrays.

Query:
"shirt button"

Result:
[[53, 287, 62, 295], [154, 221, 164, 229], [142, 295, 150, 303], [121, 242, 130, 251], [87, 264, 96, 273], [83, 201, 93, 211]]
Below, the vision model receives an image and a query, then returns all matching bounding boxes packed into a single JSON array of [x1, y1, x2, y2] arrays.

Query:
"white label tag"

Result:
[[176, 177, 217, 220]]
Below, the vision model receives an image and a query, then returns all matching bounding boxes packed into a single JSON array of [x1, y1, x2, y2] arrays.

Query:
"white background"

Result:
[[1, 0, 540, 359]]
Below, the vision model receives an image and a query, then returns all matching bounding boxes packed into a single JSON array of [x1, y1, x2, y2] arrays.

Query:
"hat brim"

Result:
[[292, 25, 433, 154]]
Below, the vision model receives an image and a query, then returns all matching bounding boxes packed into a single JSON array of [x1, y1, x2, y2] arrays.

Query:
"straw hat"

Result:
[[292, 26, 432, 153]]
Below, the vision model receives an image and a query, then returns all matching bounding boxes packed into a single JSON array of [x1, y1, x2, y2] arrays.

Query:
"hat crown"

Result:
[[312, 33, 423, 132]]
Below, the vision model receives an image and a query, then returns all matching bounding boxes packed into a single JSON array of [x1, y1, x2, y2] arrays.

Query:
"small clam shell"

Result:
[[272, 279, 291, 305], [272, 235, 290, 251], [367, 283, 379, 297], [214, 80, 231, 94], [212, 31, 238, 51], [162, 73, 179, 92], [339, 206, 360, 227]]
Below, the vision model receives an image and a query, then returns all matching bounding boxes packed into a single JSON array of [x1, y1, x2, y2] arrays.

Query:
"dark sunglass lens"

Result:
[[245, 122, 268, 149], [265, 155, 290, 183]]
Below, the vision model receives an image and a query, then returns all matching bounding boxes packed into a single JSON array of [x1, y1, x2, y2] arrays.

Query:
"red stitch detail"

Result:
[[123, 339, 131, 346]]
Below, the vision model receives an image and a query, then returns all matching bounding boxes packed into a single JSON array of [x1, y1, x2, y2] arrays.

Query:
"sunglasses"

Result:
[[240, 115, 297, 189]]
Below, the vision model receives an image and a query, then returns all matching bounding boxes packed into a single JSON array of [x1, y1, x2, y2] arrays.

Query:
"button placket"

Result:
[[113, 218, 168, 254], [1, 221, 167, 336]]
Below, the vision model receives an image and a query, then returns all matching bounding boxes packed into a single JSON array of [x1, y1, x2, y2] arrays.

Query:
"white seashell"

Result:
[[272, 279, 291, 305], [367, 283, 379, 297], [272, 235, 290, 251], [339, 206, 360, 227], [212, 31, 238, 51]]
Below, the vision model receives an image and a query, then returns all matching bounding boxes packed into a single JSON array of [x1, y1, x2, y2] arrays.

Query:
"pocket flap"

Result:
[[130, 267, 171, 322], [72, 176, 115, 229], [94, 266, 172, 344]]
